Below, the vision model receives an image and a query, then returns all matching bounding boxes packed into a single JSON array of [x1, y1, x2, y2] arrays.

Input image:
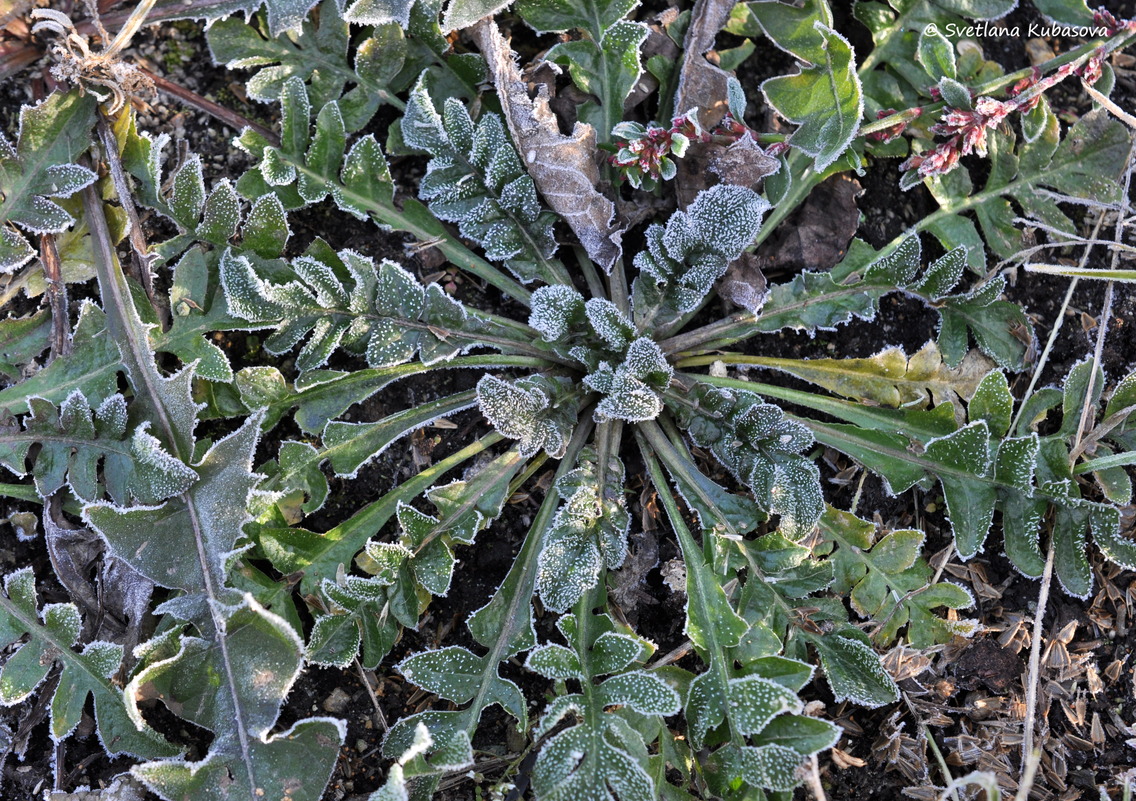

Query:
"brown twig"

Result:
[[38, 233, 71, 360], [354, 657, 388, 733], [142, 67, 280, 146], [95, 110, 158, 309]]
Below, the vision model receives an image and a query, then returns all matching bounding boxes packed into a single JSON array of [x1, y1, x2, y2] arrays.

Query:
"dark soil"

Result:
[[2, 2, 1136, 801]]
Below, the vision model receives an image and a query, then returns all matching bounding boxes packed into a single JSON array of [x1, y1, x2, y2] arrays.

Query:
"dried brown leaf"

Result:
[[708, 134, 780, 190], [608, 528, 660, 623], [45, 495, 152, 658], [473, 20, 623, 270], [672, 0, 737, 208], [717, 252, 768, 313], [45, 497, 104, 621], [673, 0, 734, 131]]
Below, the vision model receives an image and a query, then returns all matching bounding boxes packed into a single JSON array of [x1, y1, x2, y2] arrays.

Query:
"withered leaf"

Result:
[[45, 496, 152, 655], [45, 497, 103, 622], [473, 19, 623, 271], [608, 528, 660, 624], [708, 134, 780, 190], [673, 0, 736, 130], [672, 0, 744, 207], [717, 252, 769, 314]]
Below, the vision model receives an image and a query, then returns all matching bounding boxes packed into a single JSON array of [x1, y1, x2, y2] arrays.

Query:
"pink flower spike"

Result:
[[868, 108, 916, 143]]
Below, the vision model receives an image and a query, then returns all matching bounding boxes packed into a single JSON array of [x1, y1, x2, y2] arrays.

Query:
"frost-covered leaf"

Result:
[[473, 18, 623, 270], [119, 117, 263, 268], [0, 310, 50, 380], [235, 77, 530, 303], [366, 722, 432, 801], [153, 0, 322, 36], [0, 303, 120, 416], [207, 1, 406, 129], [642, 442, 835, 792], [546, 21, 649, 146], [529, 285, 586, 343], [0, 568, 179, 758], [161, 249, 238, 383], [385, 444, 595, 789], [127, 596, 345, 801], [443, 0, 512, 30], [811, 633, 899, 707], [746, 238, 1033, 371], [526, 612, 675, 801], [516, 0, 638, 41], [79, 180, 345, 801], [322, 391, 477, 477], [477, 374, 578, 458], [537, 449, 631, 611], [530, 717, 656, 801], [738, 744, 808, 791], [633, 185, 769, 333], [404, 73, 560, 284], [590, 338, 673, 423], [307, 574, 400, 668], [168, 156, 206, 231], [221, 247, 504, 373], [670, 383, 821, 539], [752, 268, 878, 336], [84, 415, 262, 625], [672, 455, 764, 541], [926, 422, 995, 559], [400, 646, 526, 712], [0, 91, 97, 272], [242, 194, 291, 258], [796, 357, 1133, 598], [760, 22, 862, 171], [819, 506, 975, 647], [0, 392, 196, 505], [391, 645, 527, 780]]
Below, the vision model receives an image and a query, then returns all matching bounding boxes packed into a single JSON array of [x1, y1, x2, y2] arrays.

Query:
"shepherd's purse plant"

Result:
[[1, 0, 1135, 799]]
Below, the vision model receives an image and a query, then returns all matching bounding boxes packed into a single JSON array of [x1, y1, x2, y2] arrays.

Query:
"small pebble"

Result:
[[322, 687, 352, 714]]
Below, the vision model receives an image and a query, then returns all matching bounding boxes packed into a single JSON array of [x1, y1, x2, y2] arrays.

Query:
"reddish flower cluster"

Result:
[[867, 108, 922, 143], [610, 111, 770, 188], [1077, 49, 1107, 85], [1095, 8, 1136, 36], [900, 8, 1136, 184], [900, 96, 1012, 177], [1007, 67, 1043, 112], [609, 113, 709, 188]]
